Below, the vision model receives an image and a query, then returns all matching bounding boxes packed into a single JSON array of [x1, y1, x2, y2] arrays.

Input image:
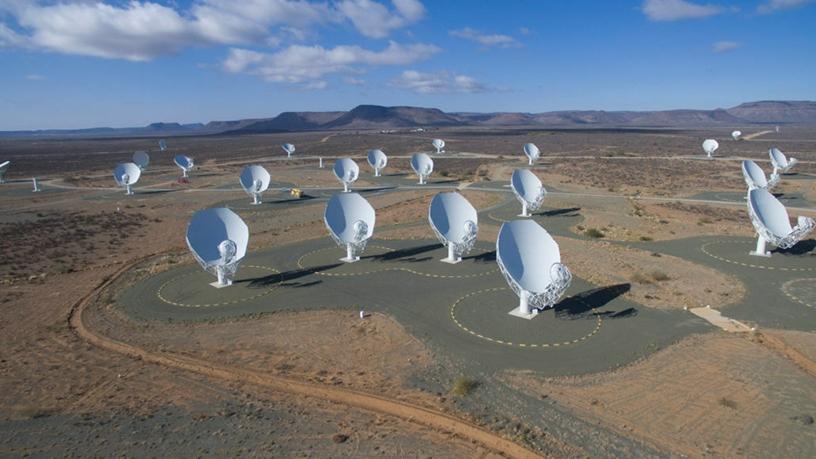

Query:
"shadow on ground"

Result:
[[554, 283, 632, 320]]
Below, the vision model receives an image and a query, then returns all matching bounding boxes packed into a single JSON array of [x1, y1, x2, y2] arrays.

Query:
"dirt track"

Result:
[[68, 255, 543, 459]]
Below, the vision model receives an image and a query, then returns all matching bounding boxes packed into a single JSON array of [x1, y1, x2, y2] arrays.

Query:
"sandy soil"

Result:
[[558, 237, 744, 310], [504, 332, 816, 459]]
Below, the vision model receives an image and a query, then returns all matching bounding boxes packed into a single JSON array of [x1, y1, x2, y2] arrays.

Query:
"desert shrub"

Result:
[[631, 272, 652, 284], [639, 236, 653, 241], [651, 271, 670, 282], [718, 397, 737, 409], [584, 228, 605, 238], [451, 377, 479, 397]]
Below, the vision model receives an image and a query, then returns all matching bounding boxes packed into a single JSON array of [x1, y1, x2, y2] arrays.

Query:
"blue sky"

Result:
[[0, 0, 814, 130]]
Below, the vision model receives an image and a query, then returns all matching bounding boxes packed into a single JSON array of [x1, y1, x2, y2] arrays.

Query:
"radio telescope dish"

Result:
[[411, 153, 433, 185], [497, 219, 572, 319], [702, 139, 719, 159], [523, 143, 540, 166], [281, 143, 296, 158], [0, 161, 9, 184], [239, 165, 271, 205], [133, 151, 150, 170], [333, 157, 359, 192], [186, 208, 249, 287], [174, 154, 194, 178], [769, 147, 798, 175], [113, 162, 141, 195], [731, 130, 742, 141], [742, 160, 779, 191], [432, 139, 445, 154], [511, 169, 547, 217], [429, 192, 478, 264], [159, 139, 167, 151], [747, 188, 815, 257], [324, 192, 375, 263], [367, 149, 388, 177], [32, 177, 40, 192]]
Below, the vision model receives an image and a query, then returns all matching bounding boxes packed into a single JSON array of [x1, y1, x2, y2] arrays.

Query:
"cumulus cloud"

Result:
[[224, 41, 439, 88], [337, 0, 425, 38], [641, 0, 724, 21], [712, 40, 740, 52], [0, 1, 428, 60], [757, 0, 812, 13], [390, 70, 488, 94], [449, 27, 520, 48]]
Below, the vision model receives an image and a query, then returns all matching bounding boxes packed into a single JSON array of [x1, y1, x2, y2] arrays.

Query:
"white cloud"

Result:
[[519, 27, 532, 36], [390, 70, 488, 94], [25, 74, 45, 80], [337, 0, 425, 38], [757, 0, 812, 13], [712, 40, 740, 52], [0, 1, 428, 60], [224, 41, 439, 88], [641, 0, 724, 21], [449, 27, 519, 48]]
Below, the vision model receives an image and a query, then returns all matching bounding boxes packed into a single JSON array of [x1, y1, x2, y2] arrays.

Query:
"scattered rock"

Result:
[[332, 433, 349, 444]]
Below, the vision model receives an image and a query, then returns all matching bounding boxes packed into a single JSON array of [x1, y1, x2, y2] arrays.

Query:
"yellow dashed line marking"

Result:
[[297, 245, 499, 279], [701, 240, 815, 272], [449, 287, 604, 348], [781, 278, 816, 310], [157, 265, 281, 308]]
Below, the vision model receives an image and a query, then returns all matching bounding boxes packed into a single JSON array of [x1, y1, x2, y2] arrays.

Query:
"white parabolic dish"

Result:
[[741, 160, 778, 190], [411, 153, 433, 184], [523, 143, 540, 165], [174, 155, 194, 177], [511, 168, 546, 217], [113, 162, 141, 195], [0, 160, 9, 183], [367, 149, 388, 176], [133, 151, 150, 170], [282, 143, 295, 157], [239, 165, 271, 204], [432, 139, 445, 153], [333, 157, 359, 192], [324, 192, 375, 262], [747, 188, 815, 256], [496, 219, 572, 318], [429, 192, 478, 264], [186, 208, 249, 287], [732, 130, 741, 140], [769, 147, 798, 174], [159, 139, 167, 151], [702, 139, 719, 157]]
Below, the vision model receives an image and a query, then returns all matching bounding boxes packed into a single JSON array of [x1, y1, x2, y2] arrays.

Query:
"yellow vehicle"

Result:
[[290, 188, 303, 198]]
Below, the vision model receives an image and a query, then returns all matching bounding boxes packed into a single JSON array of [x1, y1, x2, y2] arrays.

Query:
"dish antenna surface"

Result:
[[497, 219, 572, 319], [769, 147, 798, 175], [731, 130, 742, 141], [324, 192, 375, 263], [239, 165, 271, 205], [367, 149, 388, 177], [174, 155, 194, 178], [186, 208, 249, 287], [523, 143, 540, 166], [747, 188, 815, 257], [133, 151, 150, 170], [333, 157, 359, 192], [741, 160, 779, 191], [429, 192, 478, 264], [702, 139, 719, 159], [511, 169, 547, 217], [0, 161, 9, 183], [432, 139, 445, 154], [411, 153, 433, 184], [113, 162, 141, 195], [159, 139, 167, 151], [281, 143, 296, 158]]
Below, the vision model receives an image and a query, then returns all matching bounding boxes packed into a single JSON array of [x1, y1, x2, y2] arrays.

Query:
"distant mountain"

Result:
[[725, 100, 816, 123], [2, 101, 814, 139]]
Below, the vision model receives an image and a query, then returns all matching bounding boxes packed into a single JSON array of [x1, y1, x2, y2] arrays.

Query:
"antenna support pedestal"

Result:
[[211, 268, 234, 288], [749, 235, 772, 257], [441, 244, 462, 264], [519, 202, 529, 217], [343, 183, 350, 193], [508, 292, 538, 320], [125, 184, 133, 195], [251, 194, 261, 205], [340, 244, 360, 263]]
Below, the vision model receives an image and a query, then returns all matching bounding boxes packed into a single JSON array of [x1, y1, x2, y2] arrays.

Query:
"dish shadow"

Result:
[[242, 263, 341, 288], [365, 243, 442, 262], [538, 207, 581, 217], [775, 239, 816, 256], [554, 283, 632, 320]]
